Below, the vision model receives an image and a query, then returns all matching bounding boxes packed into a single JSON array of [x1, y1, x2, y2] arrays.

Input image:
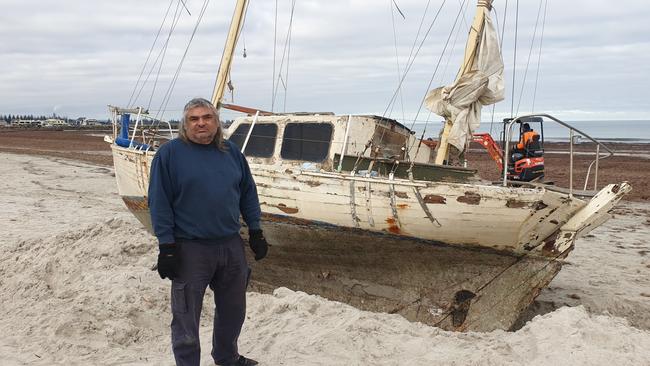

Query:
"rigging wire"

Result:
[[403, 0, 469, 164], [391, 0, 406, 19], [283, 1, 295, 113], [353, 0, 437, 174], [272, 0, 278, 111], [127, 0, 175, 108], [440, 0, 471, 86], [271, 0, 297, 112], [388, 0, 406, 122], [156, 0, 212, 121], [510, 0, 519, 118], [403, 0, 470, 167], [531, 0, 548, 113], [223, 0, 252, 103], [488, 0, 508, 136], [147, 1, 185, 110], [410, 0, 468, 130], [381, 0, 445, 119], [179, 0, 192, 15], [515, 0, 544, 116]]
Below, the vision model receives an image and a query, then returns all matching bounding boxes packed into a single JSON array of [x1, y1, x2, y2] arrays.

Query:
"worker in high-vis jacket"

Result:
[[148, 97, 267, 366], [516, 123, 540, 151]]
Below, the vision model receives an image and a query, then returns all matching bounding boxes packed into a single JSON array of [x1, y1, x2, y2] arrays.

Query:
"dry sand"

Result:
[[1, 151, 650, 365]]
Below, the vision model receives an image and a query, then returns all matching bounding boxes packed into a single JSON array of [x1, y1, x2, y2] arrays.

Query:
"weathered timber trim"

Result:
[[388, 177, 402, 229], [349, 180, 361, 227], [300, 170, 427, 187], [413, 186, 442, 227], [365, 181, 375, 227]]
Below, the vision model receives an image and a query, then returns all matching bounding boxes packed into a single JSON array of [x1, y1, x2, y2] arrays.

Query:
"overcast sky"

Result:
[[1, 0, 649, 123]]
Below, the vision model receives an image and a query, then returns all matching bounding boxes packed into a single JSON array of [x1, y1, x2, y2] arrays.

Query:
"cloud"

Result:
[[0, 0, 648, 121]]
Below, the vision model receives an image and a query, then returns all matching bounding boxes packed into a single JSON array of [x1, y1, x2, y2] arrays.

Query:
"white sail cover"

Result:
[[425, 13, 504, 152]]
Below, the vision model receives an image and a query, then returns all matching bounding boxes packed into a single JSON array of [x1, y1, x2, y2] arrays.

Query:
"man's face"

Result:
[[184, 106, 219, 145]]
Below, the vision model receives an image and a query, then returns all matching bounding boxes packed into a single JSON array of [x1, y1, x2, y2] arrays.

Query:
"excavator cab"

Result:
[[504, 117, 545, 182], [472, 116, 546, 182]]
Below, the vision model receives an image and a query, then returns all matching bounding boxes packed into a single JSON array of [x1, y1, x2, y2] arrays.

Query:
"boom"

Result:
[[472, 133, 504, 170]]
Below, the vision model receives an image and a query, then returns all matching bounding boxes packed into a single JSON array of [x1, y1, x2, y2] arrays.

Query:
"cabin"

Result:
[[224, 113, 479, 183]]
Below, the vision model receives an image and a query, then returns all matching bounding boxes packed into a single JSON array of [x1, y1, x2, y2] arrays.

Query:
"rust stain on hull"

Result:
[[423, 194, 446, 204], [385, 218, 401, 234], [271, 203, 299, 214], [457, 192, 481, 205]]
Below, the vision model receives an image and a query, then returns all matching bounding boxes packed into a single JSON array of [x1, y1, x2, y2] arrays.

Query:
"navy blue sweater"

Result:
[[148, 138, 261, 245]]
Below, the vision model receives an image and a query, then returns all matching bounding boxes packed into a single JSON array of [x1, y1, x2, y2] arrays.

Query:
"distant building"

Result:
[[43, 118, 68, 127], [82, 118, 99, 126], [12, 119, 41, 127]]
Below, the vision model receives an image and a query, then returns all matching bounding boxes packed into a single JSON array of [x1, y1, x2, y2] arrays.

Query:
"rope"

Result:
[[434, 250, 566, 329]]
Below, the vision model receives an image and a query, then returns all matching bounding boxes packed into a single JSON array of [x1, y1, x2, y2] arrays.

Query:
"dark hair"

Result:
[[178, 97, 227, 151], [522, 123, 532, 132]]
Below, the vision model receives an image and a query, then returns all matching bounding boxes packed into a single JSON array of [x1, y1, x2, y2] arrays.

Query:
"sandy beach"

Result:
[[1, 130, 649, 365]]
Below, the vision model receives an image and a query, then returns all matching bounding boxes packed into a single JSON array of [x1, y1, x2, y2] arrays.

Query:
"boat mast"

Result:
[[434, 0, 493, 165], [211, 0, 249, 110]]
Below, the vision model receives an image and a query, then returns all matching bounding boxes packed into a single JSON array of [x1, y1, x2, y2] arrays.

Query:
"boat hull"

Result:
[[250, 214, 563, 332], [109, 144, 628, 331]]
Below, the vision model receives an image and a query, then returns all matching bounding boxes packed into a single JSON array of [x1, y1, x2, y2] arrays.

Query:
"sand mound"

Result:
[[241, 289, 650, 365], [0, 218, 169, 364], [1, 218, 649, 365]]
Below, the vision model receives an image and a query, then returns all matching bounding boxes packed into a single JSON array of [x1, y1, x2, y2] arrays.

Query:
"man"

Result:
[[516, 123, 540, 152], [148, 97, 268, 366]]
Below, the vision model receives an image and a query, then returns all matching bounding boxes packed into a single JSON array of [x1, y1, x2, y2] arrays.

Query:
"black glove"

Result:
[[248, 229, 268, 261], [157, 243, 180, 280]]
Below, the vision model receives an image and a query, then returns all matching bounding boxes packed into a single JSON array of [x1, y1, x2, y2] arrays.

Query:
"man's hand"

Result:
[[157, 243, 180, 280], [248, 229, 268, 261]]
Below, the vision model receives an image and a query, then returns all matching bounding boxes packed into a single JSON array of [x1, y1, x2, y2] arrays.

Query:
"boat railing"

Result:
[[108, 105, 176, 149], [503, 114, 615, 196]]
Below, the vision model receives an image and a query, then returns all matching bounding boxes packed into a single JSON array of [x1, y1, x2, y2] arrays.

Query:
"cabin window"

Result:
[[229, 123, 277, 158], [281, 123, 333, 162]]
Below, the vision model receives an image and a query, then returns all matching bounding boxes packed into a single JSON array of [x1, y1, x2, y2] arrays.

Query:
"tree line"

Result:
[[1, 114, 53, 122]]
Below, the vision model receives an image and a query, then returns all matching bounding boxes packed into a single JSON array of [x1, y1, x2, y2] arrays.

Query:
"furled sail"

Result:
[[425, 11, 504, 153]]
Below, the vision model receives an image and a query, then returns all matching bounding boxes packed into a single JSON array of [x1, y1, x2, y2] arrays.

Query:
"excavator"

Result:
[[472, 116, 545, 182]]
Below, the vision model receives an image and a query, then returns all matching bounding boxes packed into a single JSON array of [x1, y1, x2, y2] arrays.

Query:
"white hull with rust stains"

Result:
[[109, 142, 628, 258]]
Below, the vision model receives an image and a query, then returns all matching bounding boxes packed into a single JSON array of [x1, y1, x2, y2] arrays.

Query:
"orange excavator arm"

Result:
[[472, 133, 504, 171]]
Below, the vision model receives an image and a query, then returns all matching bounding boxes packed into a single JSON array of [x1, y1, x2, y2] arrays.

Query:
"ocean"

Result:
[[410, 120, 650, 143]]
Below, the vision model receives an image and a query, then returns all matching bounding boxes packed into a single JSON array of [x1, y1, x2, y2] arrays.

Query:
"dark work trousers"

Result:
[[170, 235, 250, 366]]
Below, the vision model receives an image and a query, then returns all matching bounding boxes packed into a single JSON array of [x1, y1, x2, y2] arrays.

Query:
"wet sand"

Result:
[[1, 130, 649, 365]]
